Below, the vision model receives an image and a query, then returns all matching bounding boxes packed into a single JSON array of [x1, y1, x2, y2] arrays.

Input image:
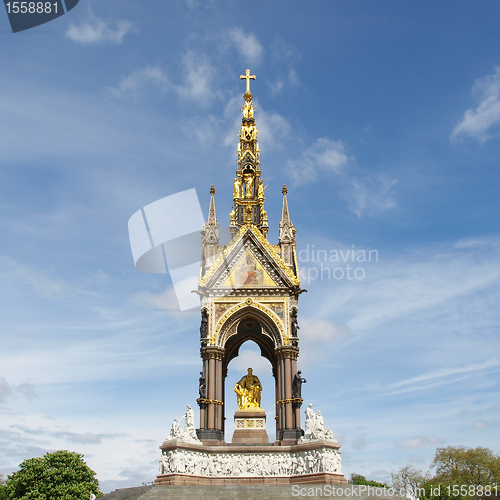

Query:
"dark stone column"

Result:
[[197, 346, 225, 444], [275, 346, 301, 444]]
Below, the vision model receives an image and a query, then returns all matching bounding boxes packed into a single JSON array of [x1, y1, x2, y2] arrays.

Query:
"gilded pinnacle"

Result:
[[240, 68, 256, 97]]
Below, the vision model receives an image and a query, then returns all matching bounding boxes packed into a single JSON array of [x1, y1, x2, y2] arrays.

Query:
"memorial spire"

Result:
[[207, 184, 217, 225], [201, 185, 219, 271], [229, 69, 268, 238], [279, 184, 296, 267]]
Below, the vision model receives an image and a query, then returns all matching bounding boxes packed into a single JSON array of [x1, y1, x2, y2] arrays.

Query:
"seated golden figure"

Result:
[[234, 368, 262, 410]]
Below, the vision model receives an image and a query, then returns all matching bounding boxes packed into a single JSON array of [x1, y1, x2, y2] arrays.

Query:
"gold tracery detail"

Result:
[[199, 225, 300, 288], [211, 300, 288, 346]]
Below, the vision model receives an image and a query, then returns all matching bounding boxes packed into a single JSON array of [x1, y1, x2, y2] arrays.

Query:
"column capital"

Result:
[[275, 346, 299, 360], [201, 346, 225, 361]]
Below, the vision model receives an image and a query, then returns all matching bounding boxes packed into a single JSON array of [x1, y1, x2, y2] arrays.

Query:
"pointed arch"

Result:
[[216, 303, 284, 353]]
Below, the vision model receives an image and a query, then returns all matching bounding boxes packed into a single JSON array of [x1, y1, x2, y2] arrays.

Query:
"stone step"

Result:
[[102, 484, 406, 500], [100, 486, 153, 499]]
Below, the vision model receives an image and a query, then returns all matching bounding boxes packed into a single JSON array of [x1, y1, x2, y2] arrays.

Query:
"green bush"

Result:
[[4, 450, 103, 500], [350, 473, 391, 488]]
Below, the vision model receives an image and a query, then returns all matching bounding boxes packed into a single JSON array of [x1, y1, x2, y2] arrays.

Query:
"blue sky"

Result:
[[1, 0, 500, 493]]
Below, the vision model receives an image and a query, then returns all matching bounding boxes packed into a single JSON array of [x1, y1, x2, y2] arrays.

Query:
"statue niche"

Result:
[[199, 371, 206, 399], [200, 309, 209, 339], [292, 370, 306, 399], [240, 123, 257, 142], [233, 177, 242, 199], [243, 173, 254, 198], [257, 179, 267, 199]]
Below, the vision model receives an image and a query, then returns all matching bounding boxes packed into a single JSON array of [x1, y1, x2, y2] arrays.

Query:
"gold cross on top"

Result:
[[240, 69, 256, 93]]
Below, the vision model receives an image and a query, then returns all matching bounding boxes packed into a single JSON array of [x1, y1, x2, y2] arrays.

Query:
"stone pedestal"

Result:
[[196, 428, 224, 446], [232, 409, 269, 445], [156, 439, 347, 485]]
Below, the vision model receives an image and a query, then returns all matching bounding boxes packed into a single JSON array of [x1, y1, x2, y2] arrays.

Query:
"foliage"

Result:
[[392, 464, 429, 499], [419, 479, 450, 500], [431, 446, 500, 487], [4, 450, 103, 500], [0, 475, 7, 500], [350, 472, 391, 488], [413, 446, 500, 500]]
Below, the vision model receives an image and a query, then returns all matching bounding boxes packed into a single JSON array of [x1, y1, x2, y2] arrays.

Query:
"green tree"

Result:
[[350, 472, 391, 489], [0, 475, 7, 500], [420, 446, 500, 500], [392, 465, 429, 499], [432, 446, 500, 487], [5, 450, 103, 500]]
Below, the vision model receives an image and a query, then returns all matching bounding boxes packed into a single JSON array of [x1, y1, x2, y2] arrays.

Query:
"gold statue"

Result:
[[233, 177, 242, 199], [241, 123, 257, 142], [257, 179, 267, 199], [243, 174, 254, 198], [234, 368, 262, 410], [242, 100, 254, 119]]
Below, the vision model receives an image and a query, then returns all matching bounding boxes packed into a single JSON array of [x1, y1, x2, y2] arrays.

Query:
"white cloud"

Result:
[[378, 359, 500, 397], [227, 28, 263, 66], [288, 69, 299, 87], [352, 432, 369, 451], [70, 432, 102, 444], [16, 383, 37, 401], [295, 319, 352, 367], [342, 237, 500, 333], [0, 377, 13, 403], [300, 318, 351, 345], [395, 436, 443, 449], [300, 235, 500, 386], [0, 256, 67, 298], [129, 287, 179, 311], [255, 108, 292, 151], [184, 0, 216, 10], [0, 378, 37, 403], [288, 138, 351, 184], [344, 173, 398, 218], [231, 345, 270, 374], [451, 66, 500, 142], [107, 66, 169, 100], [174, 51, 217, 101], [269, 69, 299, 95], [473, 420, 488, 429], [1, 414, 159, 490], [287, 137, 396, 216], [66, 15, 134, 45]]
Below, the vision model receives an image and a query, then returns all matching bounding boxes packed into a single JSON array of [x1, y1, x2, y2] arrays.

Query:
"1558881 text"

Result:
[[5, 2, 58, 14]]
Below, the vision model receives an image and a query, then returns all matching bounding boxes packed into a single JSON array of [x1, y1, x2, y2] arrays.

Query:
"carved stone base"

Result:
[[276, 427, 303, 445], [155, 473, 347, 485], [156, 439, 347, 485], [196, 428, 224, 446], [232, 410, 269, 444]]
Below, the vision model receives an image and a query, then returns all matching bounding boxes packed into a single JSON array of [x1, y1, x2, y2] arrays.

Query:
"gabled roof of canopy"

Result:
[[199, 224, 300, 289]]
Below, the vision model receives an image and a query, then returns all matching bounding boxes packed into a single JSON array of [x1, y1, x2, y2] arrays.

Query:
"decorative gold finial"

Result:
[[282, 184, 288, 195], [210, 185, 215, 195], [240, 69, 256, 96]]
